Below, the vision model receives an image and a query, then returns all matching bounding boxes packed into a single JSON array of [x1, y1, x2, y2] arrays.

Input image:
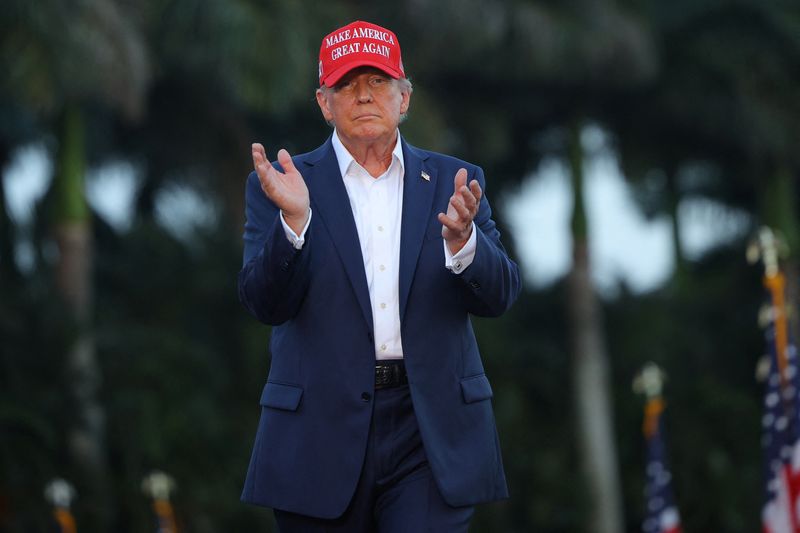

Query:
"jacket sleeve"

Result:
[[455, 166, 521, 317], [237, 171, 312, 325]]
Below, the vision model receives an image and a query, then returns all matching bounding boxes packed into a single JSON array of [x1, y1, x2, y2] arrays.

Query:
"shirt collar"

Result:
[[331, 129, 404, 179]]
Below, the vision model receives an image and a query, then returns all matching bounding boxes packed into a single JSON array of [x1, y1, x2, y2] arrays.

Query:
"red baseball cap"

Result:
[[318, 21, 405, 87]]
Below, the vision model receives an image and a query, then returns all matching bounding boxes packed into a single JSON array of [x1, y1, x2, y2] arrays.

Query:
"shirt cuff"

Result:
[[280, 209, 312, 250], [444, 222, 477, 274]]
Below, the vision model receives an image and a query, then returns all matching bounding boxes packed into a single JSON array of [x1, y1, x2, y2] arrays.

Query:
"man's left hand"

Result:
[[438, 168, 482, 255]]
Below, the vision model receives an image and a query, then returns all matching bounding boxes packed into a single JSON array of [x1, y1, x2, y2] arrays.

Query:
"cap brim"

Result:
[[321, 60, 402, 87]]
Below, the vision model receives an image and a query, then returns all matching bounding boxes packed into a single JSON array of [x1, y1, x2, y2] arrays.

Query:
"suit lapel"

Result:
[[399, 140, 436, 321], [302, 139, 374, 336]]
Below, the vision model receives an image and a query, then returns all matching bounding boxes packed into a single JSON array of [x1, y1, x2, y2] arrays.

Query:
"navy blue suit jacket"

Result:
[[238, 136, 521, 518]]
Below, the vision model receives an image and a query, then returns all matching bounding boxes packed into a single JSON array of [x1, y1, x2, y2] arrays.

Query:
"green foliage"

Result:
[[94, 221, 273, 531]]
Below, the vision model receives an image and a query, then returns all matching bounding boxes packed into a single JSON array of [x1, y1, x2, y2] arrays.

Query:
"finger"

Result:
[[252, 143, 267, 159], [438, 212, 462, 231], [254, 156, 274, 184], [439, 213, 470, 236], [257, 166, 277, 195], [449, 195, 472, 221], [253, 153, 278, 194], [457, 185, 478, 212], [252, 145, 267, 169], [251, 143, 268, 169], [469, 180, 482, 203], [277, 148, 298, 174], [453, 168, 468, 192]]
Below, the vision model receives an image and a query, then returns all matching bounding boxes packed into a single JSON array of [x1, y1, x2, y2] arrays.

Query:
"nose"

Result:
[[354, 82, 373, 103]]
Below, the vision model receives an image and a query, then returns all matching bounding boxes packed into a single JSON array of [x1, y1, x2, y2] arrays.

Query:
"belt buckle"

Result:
[[375, 363, 398, 389], [376, 365, 389, 387]]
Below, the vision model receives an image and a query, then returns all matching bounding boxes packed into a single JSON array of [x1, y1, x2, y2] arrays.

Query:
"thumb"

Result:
[[453, 168, 468, 191], [277, 148, 297, 174]]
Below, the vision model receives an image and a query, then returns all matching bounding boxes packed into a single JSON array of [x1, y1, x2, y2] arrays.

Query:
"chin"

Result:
[[354, 127, 389, 140]]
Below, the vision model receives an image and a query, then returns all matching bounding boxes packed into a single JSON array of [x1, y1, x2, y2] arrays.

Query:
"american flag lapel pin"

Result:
[[421, 170, 430, 182]]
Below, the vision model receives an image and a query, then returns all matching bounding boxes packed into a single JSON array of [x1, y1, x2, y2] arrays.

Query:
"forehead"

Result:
[[334, 66, 392, 85]]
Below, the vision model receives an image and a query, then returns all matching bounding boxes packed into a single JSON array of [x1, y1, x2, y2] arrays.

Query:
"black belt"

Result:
[[375, 360, 408, 389]]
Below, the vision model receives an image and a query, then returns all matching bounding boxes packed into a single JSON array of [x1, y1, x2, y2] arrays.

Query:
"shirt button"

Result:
[[380, 344, 387, 351], [378, 225, 384, 232], [380, 303, 387, 309], [361, 392, 371, 402], [379, 264, 386, 271], [454, 261, 463, 271]]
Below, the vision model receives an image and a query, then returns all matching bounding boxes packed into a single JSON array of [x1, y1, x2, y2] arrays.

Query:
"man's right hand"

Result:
[[252, 143, 310, 235]]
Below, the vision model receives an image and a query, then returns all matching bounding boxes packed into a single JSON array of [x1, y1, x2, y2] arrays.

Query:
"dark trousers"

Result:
[[274, 384, 474, 532]]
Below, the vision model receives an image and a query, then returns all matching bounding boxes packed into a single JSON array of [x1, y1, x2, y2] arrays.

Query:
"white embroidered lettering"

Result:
[[363, 42, 391, 57], [330, 42, 361, 61]]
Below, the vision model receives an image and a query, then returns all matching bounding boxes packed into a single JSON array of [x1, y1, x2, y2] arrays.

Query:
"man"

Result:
[[238, 20, 520, 532]]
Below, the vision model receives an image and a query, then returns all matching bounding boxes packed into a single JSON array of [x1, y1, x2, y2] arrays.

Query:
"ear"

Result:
[[400, 89, 410, 115], [316, 89, 334, 122]]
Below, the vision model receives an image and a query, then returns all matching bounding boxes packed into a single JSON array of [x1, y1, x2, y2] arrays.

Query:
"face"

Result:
[[316, 67, 411, 146]]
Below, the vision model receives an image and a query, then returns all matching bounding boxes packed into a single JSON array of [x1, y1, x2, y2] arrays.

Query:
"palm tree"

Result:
[[610, 0, 800, 327], [1, 0, 150, 528]]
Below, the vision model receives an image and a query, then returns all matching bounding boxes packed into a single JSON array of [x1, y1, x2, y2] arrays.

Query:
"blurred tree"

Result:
[[0, 161, 19, 284], [51, 102, 107, 525], [601, 3, 799, 529], [115, 0, 350, 234], [611, 0, 800, 286], [1, 0, 150, 529], [566, 121, 624, 533]]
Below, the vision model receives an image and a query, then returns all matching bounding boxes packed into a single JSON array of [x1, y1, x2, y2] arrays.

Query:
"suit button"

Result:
[[361, 392, 371, 402], [280, 260, 290, 271], [469, 280, 480, 289]]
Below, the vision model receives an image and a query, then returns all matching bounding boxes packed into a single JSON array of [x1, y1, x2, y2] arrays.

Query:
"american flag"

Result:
[[642, 398, 682, 533], [760, 313, 800, 533]]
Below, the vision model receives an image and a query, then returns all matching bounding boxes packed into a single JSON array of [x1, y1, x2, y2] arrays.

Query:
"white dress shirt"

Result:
[[280, 130, 477, 359]]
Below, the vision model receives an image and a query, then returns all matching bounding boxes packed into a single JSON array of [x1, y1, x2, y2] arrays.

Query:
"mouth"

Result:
[[354, 114, 380, 121]]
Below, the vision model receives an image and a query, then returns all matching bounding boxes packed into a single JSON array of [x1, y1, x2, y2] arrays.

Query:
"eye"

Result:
[[335, 79, 355, 92], [369, 76, 389, 87]]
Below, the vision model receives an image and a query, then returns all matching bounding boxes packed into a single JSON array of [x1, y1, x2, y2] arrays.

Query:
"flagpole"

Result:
[[749, 227, 791, 385], [634, 363, 683, 533], [142, 471, 179, 533], [750, 226, 800, 533], [44, 478, 77, 533], [633, 362, 666, 439]]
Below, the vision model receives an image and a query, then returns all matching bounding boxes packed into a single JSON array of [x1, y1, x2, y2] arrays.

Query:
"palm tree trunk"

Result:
[[566, 121, 624, 533], [665, 168, 687, 285], [0, 144, 20, 283], [52, 103, 109, 527]]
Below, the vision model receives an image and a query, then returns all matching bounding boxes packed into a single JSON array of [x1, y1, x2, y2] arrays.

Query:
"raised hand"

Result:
[[252, 143, 310, 234], [438, 168, 482, 255]]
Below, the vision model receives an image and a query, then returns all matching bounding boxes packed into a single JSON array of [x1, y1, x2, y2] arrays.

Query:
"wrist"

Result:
[[446, 237, 468, 255], [449, 224, 473, 252], [283, 208, 310, 234]]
